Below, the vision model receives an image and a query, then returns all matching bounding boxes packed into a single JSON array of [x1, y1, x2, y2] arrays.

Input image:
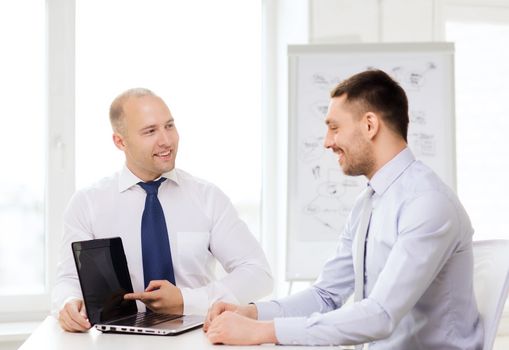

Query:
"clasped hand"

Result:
[[203, 301, 277, 345]]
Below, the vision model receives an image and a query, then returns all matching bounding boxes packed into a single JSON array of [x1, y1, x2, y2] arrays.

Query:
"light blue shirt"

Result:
[[256, 148, 483, 349]]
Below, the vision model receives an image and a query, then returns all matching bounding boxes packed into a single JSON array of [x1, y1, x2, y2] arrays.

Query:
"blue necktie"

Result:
[[138, 178, 175, 288]]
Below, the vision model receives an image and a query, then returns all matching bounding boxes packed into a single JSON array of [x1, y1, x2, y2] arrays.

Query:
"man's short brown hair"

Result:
[[330, 69, 409, 142]]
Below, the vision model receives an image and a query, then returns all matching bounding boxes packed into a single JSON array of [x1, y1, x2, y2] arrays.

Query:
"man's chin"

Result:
[[338, 161, 348, 175], [161, 166, 175, 174], [156, 163, 175, 175], [340, 164, 357, 177]]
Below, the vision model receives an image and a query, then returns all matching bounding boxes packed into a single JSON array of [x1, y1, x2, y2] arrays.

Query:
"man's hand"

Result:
[[124, 280, 183, 314], [203, 301, 258, 332], [206, 311, 277, 345], [58, 299, 91, 332]]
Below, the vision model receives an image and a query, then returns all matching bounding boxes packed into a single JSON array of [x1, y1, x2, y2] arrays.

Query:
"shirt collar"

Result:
[[117, 164, 180, 193], [369, 147, 415, 196]]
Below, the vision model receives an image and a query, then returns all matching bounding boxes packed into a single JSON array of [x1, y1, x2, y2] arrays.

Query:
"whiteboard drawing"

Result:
[[310, 72, 342, 90], [410, 110, 427, 126], [311, 165, 321, 179], [391, 62, 437, 91], [410, 132, 437, 156], [303, 170, 363, 233], [299, 135, 325, 163], [310, 100, 330, 120]]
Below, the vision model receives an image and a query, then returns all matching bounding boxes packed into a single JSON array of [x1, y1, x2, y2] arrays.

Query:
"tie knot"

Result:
[[363, 184, 374, 199], [138, 177, 166, 195]]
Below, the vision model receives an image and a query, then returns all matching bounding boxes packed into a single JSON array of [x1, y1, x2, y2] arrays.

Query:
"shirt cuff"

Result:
[[273, 317, 308, 345], [180, 287, 209, 316], [254, 300, 282, 320]]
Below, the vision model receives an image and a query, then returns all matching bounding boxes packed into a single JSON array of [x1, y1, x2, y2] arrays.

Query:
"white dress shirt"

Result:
[[256, 148, 483, 349], [52, 166, 273, 316]]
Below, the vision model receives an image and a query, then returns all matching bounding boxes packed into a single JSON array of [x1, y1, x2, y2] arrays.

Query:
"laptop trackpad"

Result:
[[154, 315, 204, 330]]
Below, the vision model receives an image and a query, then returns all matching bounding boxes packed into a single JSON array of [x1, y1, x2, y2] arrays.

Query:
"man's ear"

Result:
[[364, 112, 380, 140], [112, 132, 126, 151]]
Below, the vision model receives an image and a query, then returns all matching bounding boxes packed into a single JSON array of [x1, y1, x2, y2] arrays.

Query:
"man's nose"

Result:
[[158, 129, 171, 145], [324, 132, 333, 149]]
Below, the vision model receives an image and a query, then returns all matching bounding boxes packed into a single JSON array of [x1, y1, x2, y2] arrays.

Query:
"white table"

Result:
[[18, 316, 337, 350]]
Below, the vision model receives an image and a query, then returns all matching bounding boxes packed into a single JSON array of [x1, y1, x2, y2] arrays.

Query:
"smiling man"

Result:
[[204, 70, 483, 349], [52, 88, 273, 332]]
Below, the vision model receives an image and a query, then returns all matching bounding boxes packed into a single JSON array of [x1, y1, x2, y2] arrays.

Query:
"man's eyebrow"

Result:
[[139, 124, 157, 132], [139, 118, 174, 132]]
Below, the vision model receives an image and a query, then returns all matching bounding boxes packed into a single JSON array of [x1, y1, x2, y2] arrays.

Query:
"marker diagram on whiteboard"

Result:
[[287, 44, 455, 280]]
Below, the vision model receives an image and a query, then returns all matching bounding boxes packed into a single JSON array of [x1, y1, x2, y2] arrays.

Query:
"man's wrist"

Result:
[[175, 287, 184, 314], [247, 303, 259, 319], [257, 321, 277, 344]]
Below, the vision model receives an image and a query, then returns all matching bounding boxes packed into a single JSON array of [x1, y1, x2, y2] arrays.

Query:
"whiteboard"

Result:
[[286, 43, 455, 280]]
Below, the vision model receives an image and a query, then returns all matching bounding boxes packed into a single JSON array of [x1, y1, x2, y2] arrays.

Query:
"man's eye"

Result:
[[144, 129, 155, 135]]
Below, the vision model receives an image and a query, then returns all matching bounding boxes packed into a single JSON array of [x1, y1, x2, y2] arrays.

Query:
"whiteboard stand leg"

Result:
[[288, 280, 294, 296]]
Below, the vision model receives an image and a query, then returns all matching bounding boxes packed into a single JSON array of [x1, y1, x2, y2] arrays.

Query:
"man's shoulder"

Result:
[[397, 161, 467, 218], [174, 168, 229, 202], [175, 168, 220, 191], [400, 160, 453, 196], [73, 172, 120, 198], [64, 173, 121, 217]]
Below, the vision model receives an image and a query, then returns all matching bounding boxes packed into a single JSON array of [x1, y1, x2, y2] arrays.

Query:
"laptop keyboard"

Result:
[[112, 312, 181, 327]]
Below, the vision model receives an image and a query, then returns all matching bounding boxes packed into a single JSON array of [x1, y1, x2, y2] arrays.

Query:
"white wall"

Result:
[[310, 0, 435, 43], [309, 0, 509, 42]]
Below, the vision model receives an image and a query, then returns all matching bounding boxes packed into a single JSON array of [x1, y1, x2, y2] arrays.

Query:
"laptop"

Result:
[[71, 237, 204, 335]]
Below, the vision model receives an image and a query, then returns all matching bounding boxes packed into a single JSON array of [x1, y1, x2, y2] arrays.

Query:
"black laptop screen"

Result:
[[72, 237, 138, 325]]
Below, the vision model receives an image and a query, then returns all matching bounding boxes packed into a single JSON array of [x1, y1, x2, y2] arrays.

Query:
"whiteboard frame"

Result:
[[286, 42, 456, 281]]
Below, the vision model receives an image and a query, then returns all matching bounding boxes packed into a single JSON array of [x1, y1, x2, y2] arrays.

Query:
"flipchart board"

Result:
[[286, 43, 455, 280]]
